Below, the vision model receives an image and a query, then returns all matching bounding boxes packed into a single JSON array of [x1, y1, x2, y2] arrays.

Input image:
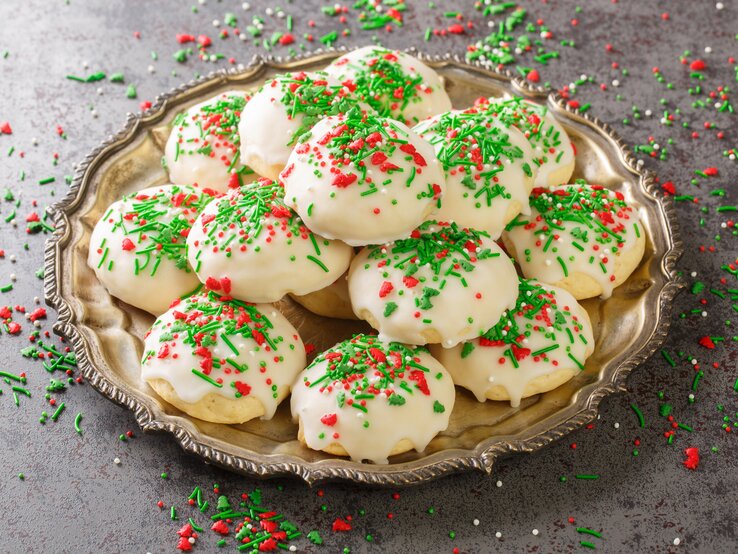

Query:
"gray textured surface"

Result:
[[1, 1, 737, 552]]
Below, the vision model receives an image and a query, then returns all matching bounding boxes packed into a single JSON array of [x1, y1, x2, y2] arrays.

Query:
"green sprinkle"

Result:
[[192, 369, 223, 388], [630, 404, 645, 427], [306, 255, 329, 272], [74, 412, 83, 435], [51, 402, 66, 421]]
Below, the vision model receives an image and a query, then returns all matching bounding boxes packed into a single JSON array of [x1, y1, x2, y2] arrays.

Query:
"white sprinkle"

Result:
[[34, 320, 41, 328], [473, 519, 480, 526], [10, 273, 16, 281], [705, 46, 712, 54], [265, 7, 273, 15], [690, 271, 697, 277], [688, 394, 695, 401], [674, 537, 681, 545], [148, 65, 156, 74], [114, 457, 121, 465], [289, 547, 297, 552], [31, 137, 39, 146], [212, 19, 220, 27], [91, 110, 99, 118], [9, 255, 16, 263], [188, 537, 196, 544], [532, 529, 539, 536], [242, 2, 250, 9], [612, 79, 620, 87], [702, 311, 707, 317], [691, 358, 698, 365], [495, 531, 502, 539], [82, 61, 89, 69], [96, 87, 104, 95], [645, 109, 652, 117], [614, 422, 620, 429], [239, 33, 248, 41], [496, 480, 502, 487], [34, 297, 40, 304]]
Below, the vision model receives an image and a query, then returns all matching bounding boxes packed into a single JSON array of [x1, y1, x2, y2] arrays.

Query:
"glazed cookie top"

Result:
[[88, 184, 218, 315], [281, 111, 446, 246], [440, 279, 594, 407], [348, 221, 519, 347], [290, 334, 455, 464], [165, 90, 255, 192], [324, 46, 452, 125], [141, 290, 306, 418], [238, 71, 369, 170], [475, 96, 575, 188], [187, 178, 353, 303], [414, 108, 536, 238], [504, 183, 643, 298]]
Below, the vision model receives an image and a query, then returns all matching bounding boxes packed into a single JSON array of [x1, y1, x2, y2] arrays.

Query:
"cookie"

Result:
[[141, 290, 306, 424], [431, 279, 594, 407], [348, 221, 519, 347], [186, 178, 353, 303], [291, 334, 455, 464]]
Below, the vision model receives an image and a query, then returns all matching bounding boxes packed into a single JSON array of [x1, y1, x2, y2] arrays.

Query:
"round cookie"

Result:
[[141, 290, 306, 424], [477, 96, 576, 188], [88, 184, 218, 315], [502, 183, 646, 300], [290, 334, 455, 464], [281, 112, 446, 246], [290, 271, 358, 320], [324, 46, 452, 125], [431, 279, 594, 407], [186, 178, 353, 303], [348, 221, 519, 347], [238, 71, 370, 180], [413, 108, 536, 238], [165, 90, 254, 192]]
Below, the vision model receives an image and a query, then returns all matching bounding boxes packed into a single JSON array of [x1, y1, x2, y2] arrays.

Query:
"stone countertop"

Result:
[[1, 1, 737, 552]]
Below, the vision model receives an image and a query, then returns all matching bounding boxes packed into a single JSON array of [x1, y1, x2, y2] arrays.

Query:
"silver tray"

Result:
[[44, 49, 684, 485]]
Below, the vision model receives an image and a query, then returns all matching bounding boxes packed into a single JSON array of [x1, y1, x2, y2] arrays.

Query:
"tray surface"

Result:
[[44, 50, 683, 485]]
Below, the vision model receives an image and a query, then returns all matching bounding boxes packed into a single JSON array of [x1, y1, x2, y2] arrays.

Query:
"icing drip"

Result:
[[187, 178, 352, 302], [435, 279, 594, 407], [348, 220, 519, 346], [141, 289, 305, 416], [291, 334, 455, 464], [503, 182, 643, 299]]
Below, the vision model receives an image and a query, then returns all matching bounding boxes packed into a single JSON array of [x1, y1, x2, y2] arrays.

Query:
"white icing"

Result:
[[290, 336, 455, 464], [503, 183, 643, 299], [141, 292, 305, 416], [165, 90, 252, 192], [88, 184, 216, 315], [186, 179, 353, 303], [238, 71, 370, 173], [324, 46, 452, 125], [281, 113, 447, 247], [433, 280, 594, 407], [348, 222, 520, 347], [414, 109, 536, 239]]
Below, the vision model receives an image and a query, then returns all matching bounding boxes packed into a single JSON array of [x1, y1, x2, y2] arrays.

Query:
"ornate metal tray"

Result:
[[44, 50, 683, 485]]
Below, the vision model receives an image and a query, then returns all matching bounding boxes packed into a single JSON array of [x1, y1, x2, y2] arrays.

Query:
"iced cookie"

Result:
[[238, 71, 369, 180], [165, 90, 254, 192], [290, 271, 358, 320], [324, 46, 452, 125], [348, 221, 519, 347], [88, 184, 218, 315], [431, 279, 594, 407], [291, 334, 455, 464], [502, 183, 646, 300], [141, 290, 306, 424], [476, 96, 576, 188], [186, 178, 353, 303], [281, 112, 446, 246], [413, 107, 536, 238]]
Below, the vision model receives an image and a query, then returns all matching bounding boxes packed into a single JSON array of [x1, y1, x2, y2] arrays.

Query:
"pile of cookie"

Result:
[[88, 47, 645, 464]]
